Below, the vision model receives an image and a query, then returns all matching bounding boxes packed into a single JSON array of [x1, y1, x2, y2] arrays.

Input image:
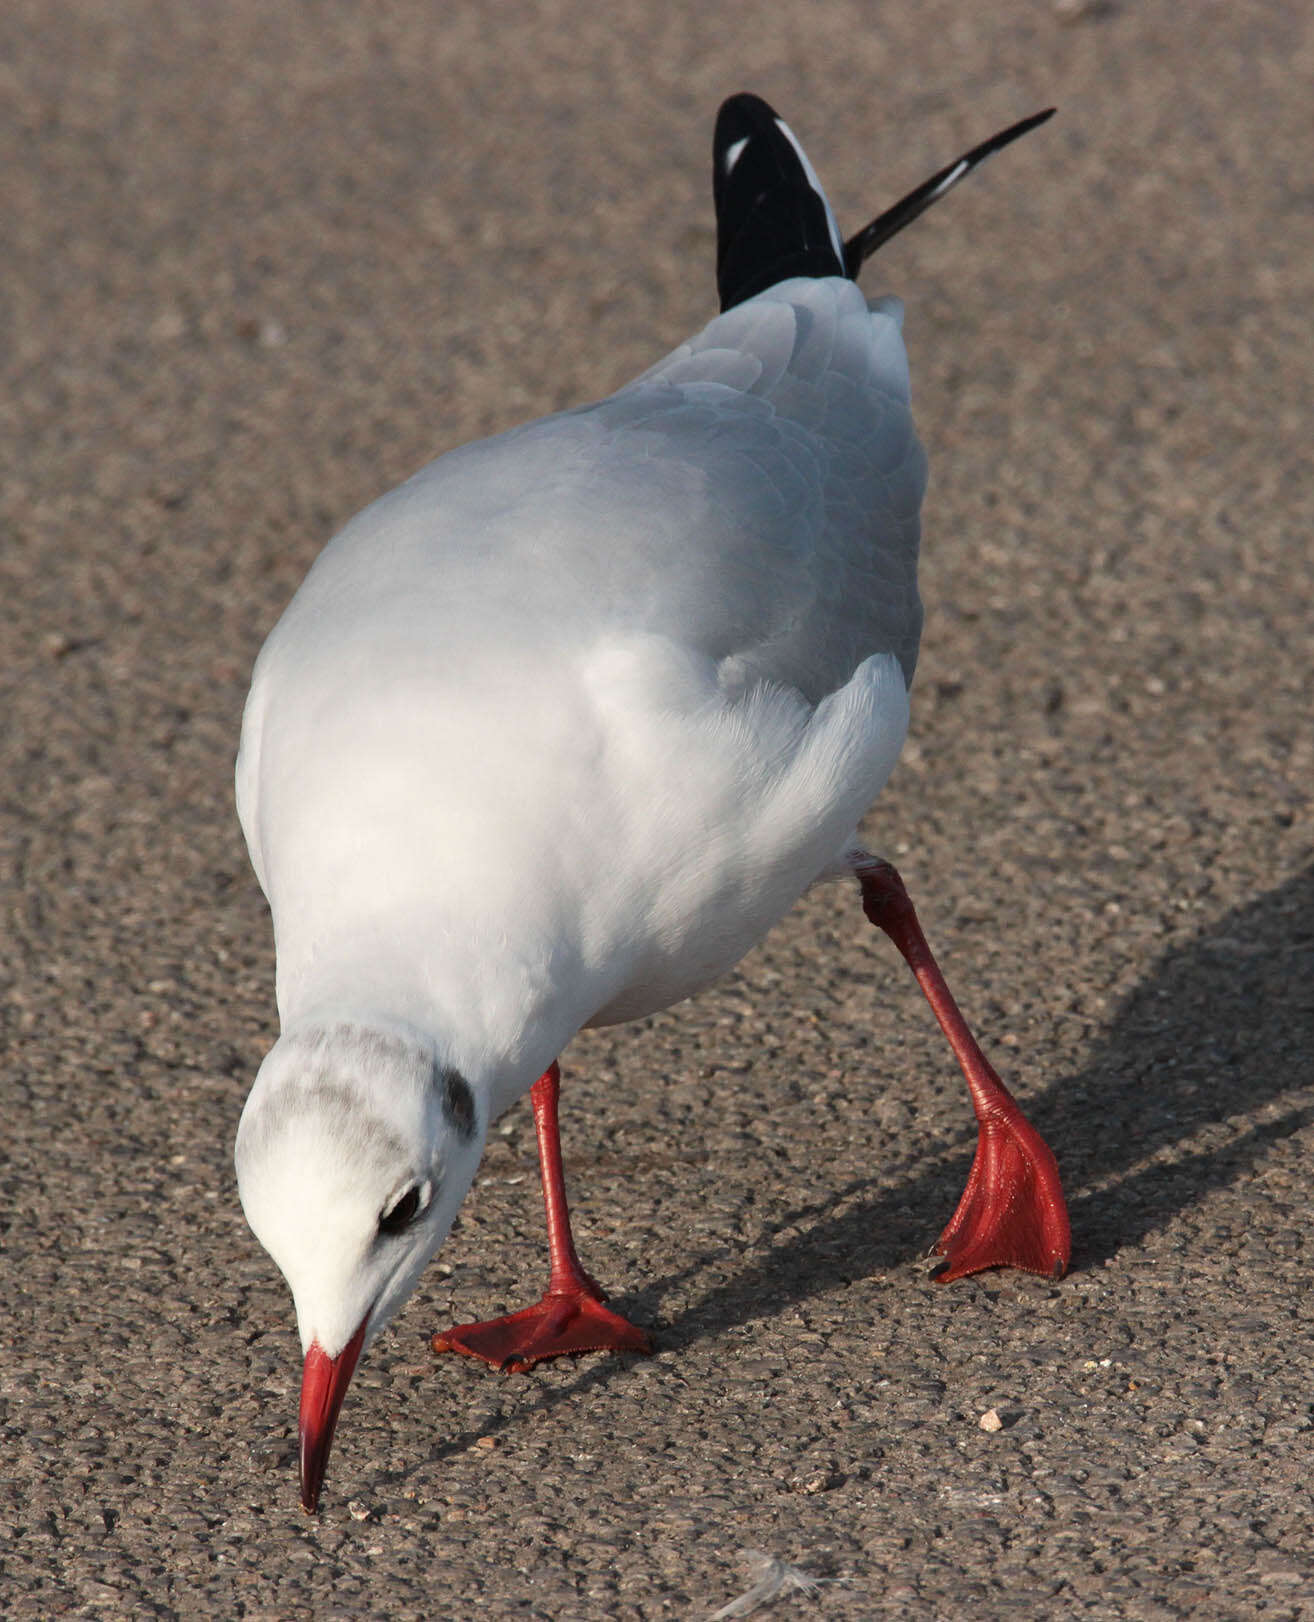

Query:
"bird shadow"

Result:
[[394, 863, 1313, 1469], [635, 859, 1314, 1348]]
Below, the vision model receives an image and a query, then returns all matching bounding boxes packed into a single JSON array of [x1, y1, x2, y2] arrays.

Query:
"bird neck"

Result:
[[272, 925, 588, 1119]]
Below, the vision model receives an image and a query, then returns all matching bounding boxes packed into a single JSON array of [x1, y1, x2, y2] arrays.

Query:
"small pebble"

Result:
[[979, 1408, 1004, 1432], [347, 1500, 372, 1521], [475, 1435, 498, 1450], [149, 307, 186, 341]]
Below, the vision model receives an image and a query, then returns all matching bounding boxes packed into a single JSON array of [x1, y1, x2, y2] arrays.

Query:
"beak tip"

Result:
[[296, 1318, 368, 1514], [298, 1449, 323, 1514]]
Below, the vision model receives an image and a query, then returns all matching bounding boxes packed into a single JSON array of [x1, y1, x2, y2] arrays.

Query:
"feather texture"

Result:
[[237, 278, 924, 1113]]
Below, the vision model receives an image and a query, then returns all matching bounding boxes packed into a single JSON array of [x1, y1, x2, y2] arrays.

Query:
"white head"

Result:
[[234, 1020, 486, 1509]]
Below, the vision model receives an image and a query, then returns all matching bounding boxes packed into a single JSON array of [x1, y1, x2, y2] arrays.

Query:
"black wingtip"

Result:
[[843, 106, 1058, 278], [713, 92, 846, 311]]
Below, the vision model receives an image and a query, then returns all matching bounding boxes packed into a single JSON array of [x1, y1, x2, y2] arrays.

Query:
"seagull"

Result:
[[234, 92, 1070, 1514]]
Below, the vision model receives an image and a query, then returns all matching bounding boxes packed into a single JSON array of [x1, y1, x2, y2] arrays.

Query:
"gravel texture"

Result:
[[3, 2, 1313, 1617]]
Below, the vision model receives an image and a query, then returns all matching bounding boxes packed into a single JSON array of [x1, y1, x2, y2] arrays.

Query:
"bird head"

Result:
[[234, 1021, 486, 1511]]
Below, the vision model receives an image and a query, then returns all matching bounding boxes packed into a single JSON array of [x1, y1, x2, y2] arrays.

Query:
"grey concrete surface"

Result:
[[3, 2, 1313, 1616]]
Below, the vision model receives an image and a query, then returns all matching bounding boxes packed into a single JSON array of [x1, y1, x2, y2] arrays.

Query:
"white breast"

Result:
[[236, 277, 925, 1091]]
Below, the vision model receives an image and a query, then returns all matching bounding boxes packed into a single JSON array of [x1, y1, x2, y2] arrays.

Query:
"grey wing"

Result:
[[584, 276, 926, 699], [287, 278, 924, 705]]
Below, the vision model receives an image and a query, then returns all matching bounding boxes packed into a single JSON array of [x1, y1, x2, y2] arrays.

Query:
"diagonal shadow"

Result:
[[384, 863, 1314, 1465], [630, 861, 1314, 1346]]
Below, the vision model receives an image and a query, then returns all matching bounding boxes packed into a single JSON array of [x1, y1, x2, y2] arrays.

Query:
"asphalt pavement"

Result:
[[3, 2, 1313, 1616]]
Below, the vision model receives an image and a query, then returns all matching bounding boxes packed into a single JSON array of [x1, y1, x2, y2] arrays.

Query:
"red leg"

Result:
[[853, 855, 1070, 1282], [432, 1062, 652, 1372]]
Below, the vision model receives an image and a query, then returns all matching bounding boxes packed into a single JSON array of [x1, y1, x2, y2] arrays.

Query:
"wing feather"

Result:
[[268, 278, 925, 705]]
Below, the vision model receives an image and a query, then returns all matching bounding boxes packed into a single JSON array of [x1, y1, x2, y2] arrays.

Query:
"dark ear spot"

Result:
[[438, 1067, 476, 1141]]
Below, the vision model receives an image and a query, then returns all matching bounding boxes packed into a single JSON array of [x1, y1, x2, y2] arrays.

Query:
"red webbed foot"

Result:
[[854, 853, 1072, 1283], [434, 1061, 652, 1373], [433, 1288, 652, 1373], [931, 1068, 1071, 1282]]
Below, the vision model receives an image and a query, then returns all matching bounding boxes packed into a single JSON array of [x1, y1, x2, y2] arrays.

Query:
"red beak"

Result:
[[298, 1317, 368, 1513]]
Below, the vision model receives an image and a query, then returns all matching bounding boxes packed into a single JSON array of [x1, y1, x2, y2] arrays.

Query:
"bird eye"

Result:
[[378, 1182, 428, 1236]]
